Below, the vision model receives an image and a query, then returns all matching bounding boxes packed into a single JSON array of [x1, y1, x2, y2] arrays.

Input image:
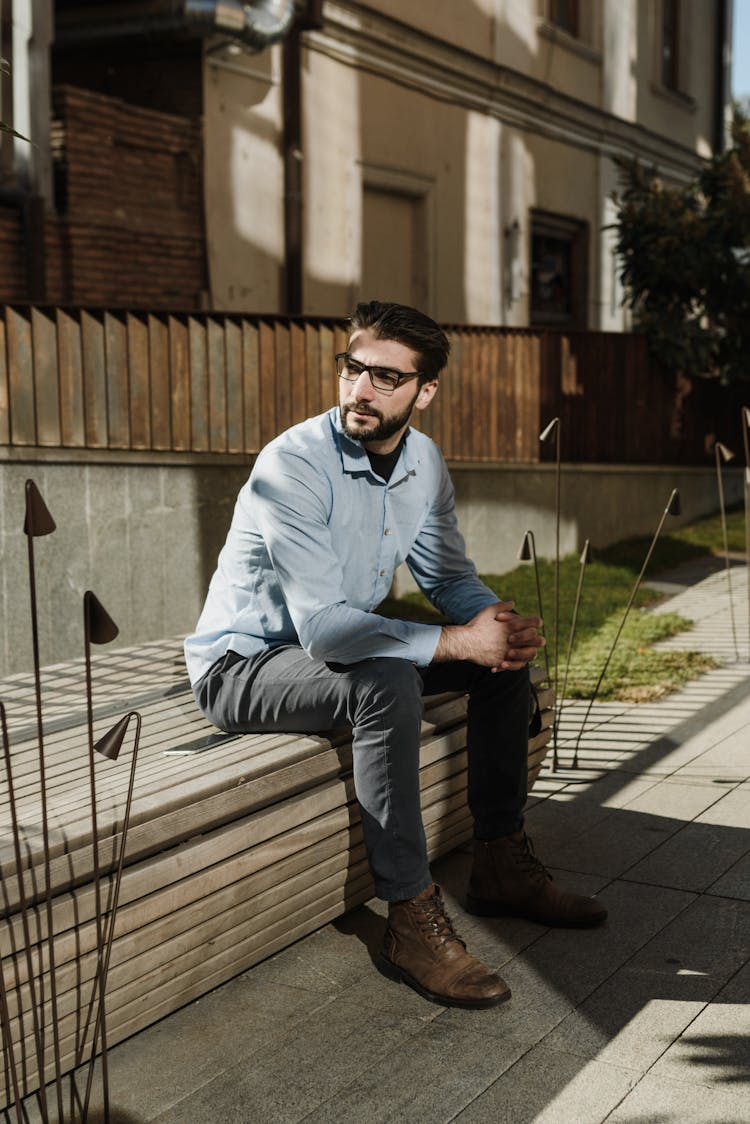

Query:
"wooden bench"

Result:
[[0, 639, 553, 1106]]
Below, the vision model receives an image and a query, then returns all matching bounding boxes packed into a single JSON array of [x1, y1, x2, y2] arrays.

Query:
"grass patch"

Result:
[[379, 504, 742, 702]]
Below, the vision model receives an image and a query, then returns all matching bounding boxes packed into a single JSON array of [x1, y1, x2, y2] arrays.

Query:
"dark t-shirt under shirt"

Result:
[[365, 434, 407, 483]]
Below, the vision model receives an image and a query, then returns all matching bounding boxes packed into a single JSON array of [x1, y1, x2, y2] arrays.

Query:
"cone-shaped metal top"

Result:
[[715, 441, 735, 463], [23, 480, 56, 537], [85, 591, 119, 645], [539, 417, 560, 443], [580, 539, 592, 565], [94, 713, 131, 761], [517, 531, 533, 561], [667, 489, 681, 516]]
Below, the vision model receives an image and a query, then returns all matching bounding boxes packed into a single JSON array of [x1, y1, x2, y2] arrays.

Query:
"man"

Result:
[[185, 300, 606, 1011]]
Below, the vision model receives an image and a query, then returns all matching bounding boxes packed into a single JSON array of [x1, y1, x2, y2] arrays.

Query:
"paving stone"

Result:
[[647, 1001, 750, 1087], [147, 989, 425, 1124], [301, 1019, 529, 1124], [607, 1072, 749, 1123], [707, 851, 750, 900], [624, 818, 750, 893], [453, 1045, 638, 1124], [102, 977, 329, 1121]]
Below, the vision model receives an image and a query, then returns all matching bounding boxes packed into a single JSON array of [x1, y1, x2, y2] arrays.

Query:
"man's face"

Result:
[[338, 329, 437, 452]]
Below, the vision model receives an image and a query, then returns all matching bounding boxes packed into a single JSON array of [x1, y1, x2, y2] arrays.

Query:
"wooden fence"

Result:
[[0, 305, 743, 464]]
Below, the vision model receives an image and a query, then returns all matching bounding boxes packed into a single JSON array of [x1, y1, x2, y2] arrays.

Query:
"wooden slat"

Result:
[[148, 314, 171, 450], [304, 321, 321, 419], [5, 307, 35, 445], [224, 318, 243, 453], [168, 315, 190, 451], [241, 320, 260, 453], [81, 310, 108, 447], [30, 308, 61, 447], [57, 309, 85, 446], [0, 312, 10, 445], [207, 315, 227, 453], [188, 316, 209, 452], [127, 312, 151, 450], [274, 321, 292, 436], [258, 320, 276, 444], [289, 321, 307, 428], [104, 312, 129, 449], [318, 324, 335, 418]]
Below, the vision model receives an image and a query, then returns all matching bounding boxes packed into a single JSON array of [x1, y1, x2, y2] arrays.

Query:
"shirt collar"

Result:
[[329, 407, 419, 482]]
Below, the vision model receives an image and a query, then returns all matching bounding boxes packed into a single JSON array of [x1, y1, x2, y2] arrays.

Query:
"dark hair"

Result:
[[348, 301, 450, 382]]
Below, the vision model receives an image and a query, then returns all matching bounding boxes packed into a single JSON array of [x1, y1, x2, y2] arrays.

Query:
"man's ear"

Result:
[[414, 379, 439, 411]]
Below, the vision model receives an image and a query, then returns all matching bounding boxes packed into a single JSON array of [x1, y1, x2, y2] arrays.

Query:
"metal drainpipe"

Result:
[[713, 0, 730, 154], [55, 1, 299, 51], [282, 0, 322, 314]]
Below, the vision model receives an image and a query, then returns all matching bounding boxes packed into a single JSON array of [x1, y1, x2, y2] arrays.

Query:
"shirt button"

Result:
[[379, 569, 386, 577], [384, 528, 391, 536]]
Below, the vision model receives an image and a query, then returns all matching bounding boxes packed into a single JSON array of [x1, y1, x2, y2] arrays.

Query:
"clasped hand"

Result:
[[466, 601, 545, 672]]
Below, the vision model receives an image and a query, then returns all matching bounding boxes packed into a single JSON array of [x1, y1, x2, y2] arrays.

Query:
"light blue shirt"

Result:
[[184, 407, 500, 685]]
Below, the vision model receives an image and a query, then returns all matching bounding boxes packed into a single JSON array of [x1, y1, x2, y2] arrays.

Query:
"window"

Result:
[[548, 0, 579, 37], [661, 0, 680, 90], [530, 212, 588, 329]]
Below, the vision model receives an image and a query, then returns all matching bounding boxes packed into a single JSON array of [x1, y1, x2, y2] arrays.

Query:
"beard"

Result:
[[340, 391, 418, 444]]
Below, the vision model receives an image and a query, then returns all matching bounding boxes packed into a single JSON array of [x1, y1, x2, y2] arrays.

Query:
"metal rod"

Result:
[[0, 710, 25, 1124], [571, 489, 680, 767], [82, 713, 142, 1123], [557, 540, 591, 748], [742, 407, 750, 664], [76, 594, 112, 1123], [715, 443, 739, 661], [23, 482, 64, 1122], [539, 418, 561, 769]]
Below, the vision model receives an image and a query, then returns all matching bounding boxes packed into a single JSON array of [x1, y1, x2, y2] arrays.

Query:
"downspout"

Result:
[[55, 1, 299, 52], [282, 0, 322, 314], [713, 0, 730, 154]]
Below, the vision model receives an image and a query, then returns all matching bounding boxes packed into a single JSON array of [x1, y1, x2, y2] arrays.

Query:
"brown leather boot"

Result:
[[466, 830, 607, 928], [380, 884, 511, 1009]]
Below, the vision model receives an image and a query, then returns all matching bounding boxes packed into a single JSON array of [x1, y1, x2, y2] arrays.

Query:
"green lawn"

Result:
[[379, 503, 747, 701]]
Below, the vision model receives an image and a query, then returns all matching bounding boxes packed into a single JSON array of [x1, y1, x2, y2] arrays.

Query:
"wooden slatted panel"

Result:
[[224, 318, 243, 453], [207, 316, 227, 453], [258, 320, 276, 446], [188, 316, 209, 452], [241, 320, 260, 453], [81, 310, 108, 448], [104, 312, 129, 449], [0, 310, 10, 445], [127, 312, 151, 450], [5, 307, 35, 445], [304, 321, 321, 419], [274, 321, 292, 436], [168, 315, 190, 451], [31, 308, 61, 447], [318, 324, 335, 416], [148, 314, 171, 451], [289, 321, 307, 428], [57, 310, 85, 447]]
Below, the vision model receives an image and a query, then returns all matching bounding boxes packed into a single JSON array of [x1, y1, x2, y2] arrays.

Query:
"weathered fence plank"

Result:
[[0, 307, 743, 464]]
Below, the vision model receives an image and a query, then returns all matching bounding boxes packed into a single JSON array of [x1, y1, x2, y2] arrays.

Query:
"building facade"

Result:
[[0, 1, 734, 324]]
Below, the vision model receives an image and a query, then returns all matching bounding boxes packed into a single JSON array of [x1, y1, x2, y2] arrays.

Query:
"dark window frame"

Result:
[[661, 0, 680, 91], [529, 210, 589, 330], [548, 0, 579, 38]]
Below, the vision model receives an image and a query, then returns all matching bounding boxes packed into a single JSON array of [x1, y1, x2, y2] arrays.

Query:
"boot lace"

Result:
[[510, 832, 552, 885], [414, 891, 466, 949]]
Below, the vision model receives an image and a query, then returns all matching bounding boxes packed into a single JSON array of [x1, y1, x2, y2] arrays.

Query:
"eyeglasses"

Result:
[[335, 353, 422, 396]]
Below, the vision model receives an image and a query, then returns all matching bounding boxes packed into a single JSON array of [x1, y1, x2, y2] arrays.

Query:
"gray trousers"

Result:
[[194, 646, 531, 901]]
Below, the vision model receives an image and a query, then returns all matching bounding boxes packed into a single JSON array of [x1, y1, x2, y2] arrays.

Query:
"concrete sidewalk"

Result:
[[41, 566, 750, 1123]]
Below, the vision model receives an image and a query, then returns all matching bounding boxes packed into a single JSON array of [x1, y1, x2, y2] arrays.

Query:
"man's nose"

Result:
[[351, 368, 374, 398]]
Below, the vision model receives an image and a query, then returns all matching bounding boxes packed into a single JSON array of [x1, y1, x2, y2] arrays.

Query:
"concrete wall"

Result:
[[1, 455, 742, 678]]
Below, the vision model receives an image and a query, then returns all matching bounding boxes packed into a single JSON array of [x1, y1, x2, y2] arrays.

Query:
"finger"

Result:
[[505, 647, 540, 662], [495, 659, 527, 672], [496, 613, 542, 630]]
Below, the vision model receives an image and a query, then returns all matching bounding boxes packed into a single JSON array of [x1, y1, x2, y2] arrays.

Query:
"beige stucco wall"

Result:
[[202, 1, 725, 322]]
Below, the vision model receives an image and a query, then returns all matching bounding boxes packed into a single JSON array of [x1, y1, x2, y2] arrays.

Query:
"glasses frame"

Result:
[[335, 352, 422, 396]]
